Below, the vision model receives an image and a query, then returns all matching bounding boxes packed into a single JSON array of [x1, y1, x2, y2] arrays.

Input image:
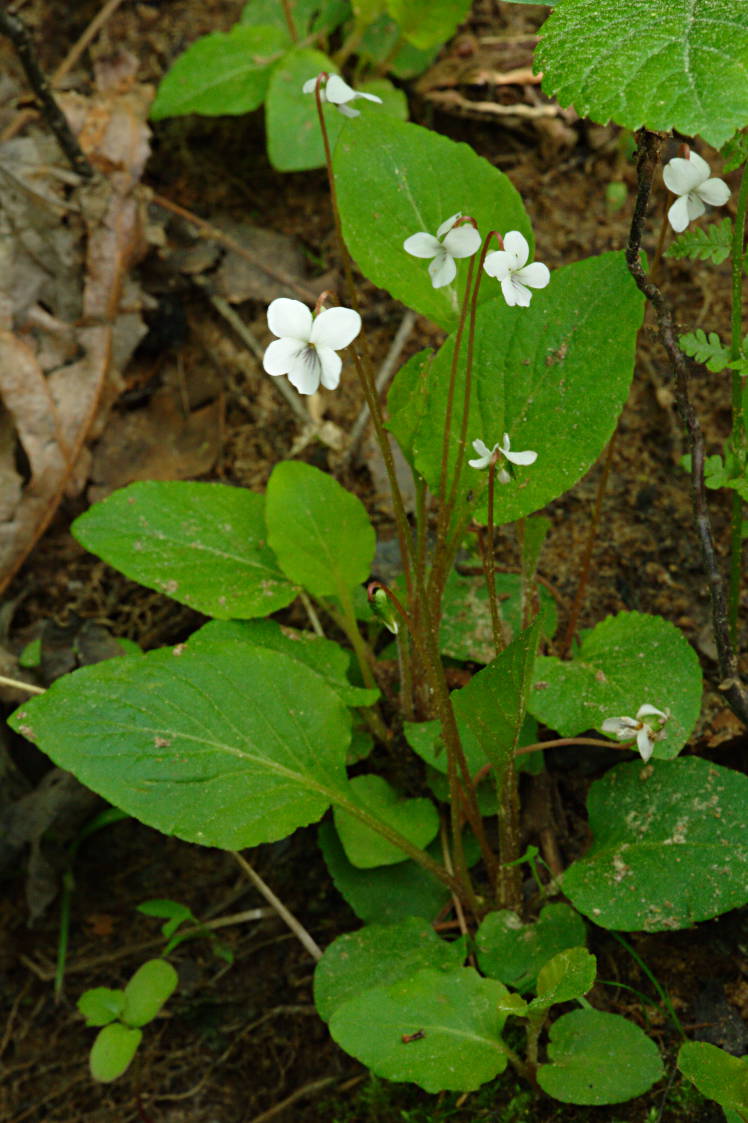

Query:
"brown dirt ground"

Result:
[[1, 2, 747, 1122]]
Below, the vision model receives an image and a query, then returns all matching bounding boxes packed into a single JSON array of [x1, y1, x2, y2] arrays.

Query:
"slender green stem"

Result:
[[338, 586, 377, 691], [728, 160, 748, 643], [561, 434, 617, 656], [314, 85, 416, 604], [482, 460, 506, 654], [437, 258, 476, 519], [278, 0, 298, 41]]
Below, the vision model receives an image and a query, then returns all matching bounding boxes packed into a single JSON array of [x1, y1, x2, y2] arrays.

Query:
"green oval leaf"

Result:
[[476, 903, 587, 994], [335, 115, 531, 330], [536, 0, 748, 148], [394, 253, 643, 523], [319, 821, 451, 924], [122, 959, 178, 1028], [190, 618, 378, 707], [386, 0, 471, 49], [10, 645, 351, 850], [530, 611, 702, 759], [77, 987, 125, 1028], [678, 1042, 748, 1114], [89, 1023, 142, 1083], [72, 481, 296, 620], [562, 757, 748, 930], [329, 967, 510, 1092], [537, 1008, 664, 1105], [529, 947, 596, 1013], [150, 25, 288, 120], [265, 461, 375, 597], [333, 775, 439, 868], [314, 918, 464, 1022]]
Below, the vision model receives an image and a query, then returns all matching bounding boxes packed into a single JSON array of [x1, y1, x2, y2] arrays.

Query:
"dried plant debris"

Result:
[[0, 49, 157, 593]]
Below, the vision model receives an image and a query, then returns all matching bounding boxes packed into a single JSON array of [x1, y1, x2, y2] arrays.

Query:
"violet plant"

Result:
[[9, 0, 748, 1112]]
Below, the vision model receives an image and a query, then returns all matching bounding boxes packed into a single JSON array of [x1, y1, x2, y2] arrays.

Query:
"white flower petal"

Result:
[[667, 195, 691, 232], [404, 232, 440, 259], [503, 446, 537, 466], [437, 212, 462, 238], [316, 347, 342, 390], [325, 74, 356, 105], [697, 177, 731, 206], [637, 704, 667, 721], [443, 224, 481, 259], [502, 230, 530, 269], [359, 90, 383, 105], [602, 716, 637, 739], [263, 337, 305, 376], [267, 298, 312, 341], [286, 349, 323, 394], [515, 262, 550, 291], [500, 276, 520, 306], [636, 727, 655, 762], [686, 193, 706, 222], [508, 279, 532, 307], [302, 76, 322, 94], [429, 251, 457, 288], [663, 157, 705, 195], [473, 439, 492, 458], [310, 306, 361, 350], [336, 102, 359, 117], [483, 250, 512, 280], [496, 467, 511, 484], [685, 150, 711, 181]]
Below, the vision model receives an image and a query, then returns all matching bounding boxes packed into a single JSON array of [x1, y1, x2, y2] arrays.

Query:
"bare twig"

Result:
[[231, 851, 323, 961], [0, 0, 129, 144], [625, 130, 748, 726], [0, 8, 92, 176], [0, 674, 44, 694]]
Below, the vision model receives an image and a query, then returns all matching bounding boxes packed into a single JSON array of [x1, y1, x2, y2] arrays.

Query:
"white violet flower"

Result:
[[302, 73, 382, 117], [468, 433, 538, 483], [403, 213, 482, 289], [663, 151, 731, 233], [483, 231, 550, 308], [262, 298, 361, 395], [601, 704, 670, 763]]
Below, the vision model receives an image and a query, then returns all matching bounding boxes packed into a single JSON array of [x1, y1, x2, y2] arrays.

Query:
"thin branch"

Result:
[[625, 130, 748, 726], [231, 851, 323, 961], [0, 8, 93, 177]]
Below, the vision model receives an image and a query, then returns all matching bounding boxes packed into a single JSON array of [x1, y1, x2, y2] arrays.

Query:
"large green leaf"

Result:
[[318, 821, 451, 923], [150, 25, 288, 119], [188, 618, 378, 707], [329, 967, 510, 1092], [440, 570, 557, 664], [476, 903, 587, 993], [529, 611, 702, 759], [451, 619, 541, 777], [678, 1042, 748, 1116], [335, 115, 531, 330], [536, 0, 748, 148], [394, 252, 642, 523], [537, 1009, 664, 1104], [314, 918, 464, 1022], [266, 48, 344, 172], [72, 481, 296, 620], [10, 646, 352, 849], [562, 757, 748, 931], [265, 461, 375, 597]]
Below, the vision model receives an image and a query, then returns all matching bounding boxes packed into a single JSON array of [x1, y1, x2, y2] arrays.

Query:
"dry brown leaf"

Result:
[[0, 48, 156, 594]]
